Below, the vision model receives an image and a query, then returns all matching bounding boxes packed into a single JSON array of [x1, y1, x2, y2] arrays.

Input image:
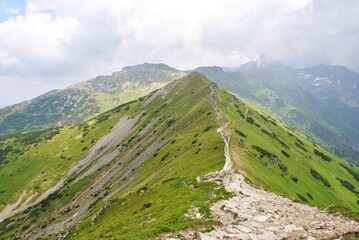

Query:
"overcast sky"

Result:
[[0, 0, 358, 107]]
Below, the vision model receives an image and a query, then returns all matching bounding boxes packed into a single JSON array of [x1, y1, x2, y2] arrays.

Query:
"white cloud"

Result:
[[5, 8, 20, 14], [0, 0, 359, 106], [0, 12, 78, 64], [0, 50, 19, 68]]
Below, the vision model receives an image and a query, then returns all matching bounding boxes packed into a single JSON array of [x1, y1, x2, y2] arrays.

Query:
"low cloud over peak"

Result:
[[0, 0, 358, 106]]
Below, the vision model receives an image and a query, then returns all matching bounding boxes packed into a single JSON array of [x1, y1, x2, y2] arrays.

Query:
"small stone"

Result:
[[284, 224, 298, 232], [256, 230, 276, 240], [266, 226, 282, 232], [197, 232, 217, 240], [225, 226, 240, 234], [253, 215, 270, 222], [235, 225, 253, 234]]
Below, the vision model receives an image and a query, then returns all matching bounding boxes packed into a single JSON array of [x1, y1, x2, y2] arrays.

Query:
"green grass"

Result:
[[0, 173, 95, 239], [72, 179, 228, 239], [0, 107, 126, 208], [215, 89, 359, 212]]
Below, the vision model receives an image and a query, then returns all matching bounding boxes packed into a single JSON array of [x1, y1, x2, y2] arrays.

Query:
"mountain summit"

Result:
[[0, 63, 184, 134], [0, 72, 358, 239]]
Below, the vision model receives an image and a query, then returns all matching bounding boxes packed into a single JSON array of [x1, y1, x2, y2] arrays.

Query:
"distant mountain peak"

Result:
[[223, 55, 285, 73], [255, 54, 275, 66], [195, 66, 224, 73], [121, 63, 179, 73], [0, 63, 185, 134]]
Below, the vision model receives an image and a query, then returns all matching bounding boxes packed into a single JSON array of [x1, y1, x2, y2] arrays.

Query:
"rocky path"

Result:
[[161, 121, 359, 240], [194, 171, 359, 240]]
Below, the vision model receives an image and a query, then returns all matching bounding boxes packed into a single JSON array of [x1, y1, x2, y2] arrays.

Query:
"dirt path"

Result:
[[244, 103, 249, 119], [0, 191, 35, 223], [217, 122, 233, 171]]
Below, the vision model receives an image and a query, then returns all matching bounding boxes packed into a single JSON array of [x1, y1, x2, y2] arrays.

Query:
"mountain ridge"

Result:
[[1, 61, 359, 165], [0, 72, 358, 239]]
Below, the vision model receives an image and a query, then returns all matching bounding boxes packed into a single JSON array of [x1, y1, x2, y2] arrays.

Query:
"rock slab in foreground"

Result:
[[161, 171, 359, 240]]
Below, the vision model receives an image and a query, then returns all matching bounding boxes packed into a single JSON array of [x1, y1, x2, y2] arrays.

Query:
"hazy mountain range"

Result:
[[198, 59, 359, 162]]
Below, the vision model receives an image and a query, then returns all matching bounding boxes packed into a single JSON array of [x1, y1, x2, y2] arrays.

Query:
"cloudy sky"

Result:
[[0, 0, 358, 107]]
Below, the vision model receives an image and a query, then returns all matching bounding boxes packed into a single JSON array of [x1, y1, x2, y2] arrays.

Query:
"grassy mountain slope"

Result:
[[0, 63, 184, 134], [197, 63, 359, 163], [0, 73, 358, 239], [216, 94, 359, 211]]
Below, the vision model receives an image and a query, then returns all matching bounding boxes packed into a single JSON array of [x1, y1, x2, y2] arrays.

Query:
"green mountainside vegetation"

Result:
[[0, 73, 358, 239]]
